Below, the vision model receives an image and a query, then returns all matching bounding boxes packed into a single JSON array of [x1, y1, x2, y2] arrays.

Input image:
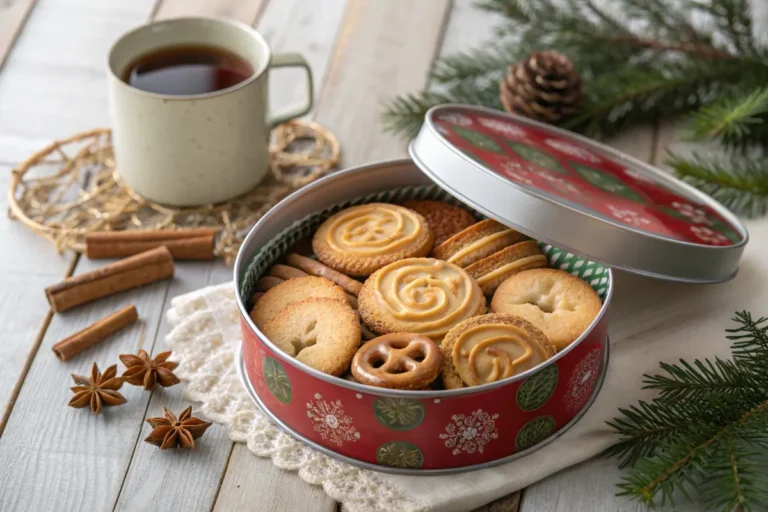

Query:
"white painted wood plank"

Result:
[[113, 262, 235, 512], [0, 0, 156, 162], [213, 447, 336, 512], [116, 1, 347, 510], [0, 258, 173, 512], [0, 0, 37, 71], [208, 1, 349, 509], [313, 0, 452, 167], [258, 0, 348, 117], [0, 0, 155, 424], [154, 0, 264, 23]]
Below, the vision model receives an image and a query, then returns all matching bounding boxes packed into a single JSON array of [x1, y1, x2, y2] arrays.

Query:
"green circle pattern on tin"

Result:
[[515, 416, 556, 452], [516, 364, 558, 411], [453, 126, 505, 154], [376, 441, 424, 469], [374, 397, 425, 430], [570, 162, 645, 203], [506, 141, 568, 174], [262, 356, 292, 404]]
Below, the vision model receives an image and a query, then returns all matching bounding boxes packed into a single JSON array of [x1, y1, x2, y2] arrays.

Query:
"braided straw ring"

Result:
[[351, 333, 444, 390]]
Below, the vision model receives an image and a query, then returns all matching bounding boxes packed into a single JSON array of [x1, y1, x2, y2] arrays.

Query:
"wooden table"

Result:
[[0, 1, 671, 510]]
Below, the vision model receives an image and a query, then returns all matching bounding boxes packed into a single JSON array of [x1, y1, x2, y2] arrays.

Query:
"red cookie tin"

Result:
[[234, 105, 747, 474]]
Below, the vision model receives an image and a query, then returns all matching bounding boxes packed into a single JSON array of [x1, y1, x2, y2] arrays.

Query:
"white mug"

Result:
[[107, 17, 312, 206]]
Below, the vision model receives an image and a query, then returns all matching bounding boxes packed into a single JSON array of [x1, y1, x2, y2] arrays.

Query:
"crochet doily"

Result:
[[165, 282, 425, 512]]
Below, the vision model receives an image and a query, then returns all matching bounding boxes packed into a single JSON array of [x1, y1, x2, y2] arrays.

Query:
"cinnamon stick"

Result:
[[45, 246, 174, 312], [85, 229, 217, 260], [52, 305, 138, 361]]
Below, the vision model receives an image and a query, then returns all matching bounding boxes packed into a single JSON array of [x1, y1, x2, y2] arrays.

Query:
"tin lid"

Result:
[[409, 105, 749, 283]]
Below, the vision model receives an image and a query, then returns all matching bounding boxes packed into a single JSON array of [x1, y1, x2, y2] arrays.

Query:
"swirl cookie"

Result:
[[465, 240, 548, 296], [491, 268, 602, 351], [250, 276, 348, 329], [431, 219, 521, 268], [313, 203, 434, 276], [402, 200, 476, 246], [358, 257, 486, 341], [441, 313, 555, 389], [262, 297, 361, 376]]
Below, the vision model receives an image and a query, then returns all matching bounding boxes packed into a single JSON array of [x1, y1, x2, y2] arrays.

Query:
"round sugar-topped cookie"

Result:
[[358, 257, 486, 341], [441, 313, 555, 388], [491, 268, 602, 351], [313, 203, 434, 276]]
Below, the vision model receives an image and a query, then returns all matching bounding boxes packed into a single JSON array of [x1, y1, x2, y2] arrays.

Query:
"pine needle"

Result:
[[668, 153, 768, 218], [609, 312, 768, 510]]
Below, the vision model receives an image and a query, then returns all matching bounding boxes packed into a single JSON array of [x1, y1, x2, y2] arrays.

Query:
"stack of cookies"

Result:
[[249, 199, 601, 391]]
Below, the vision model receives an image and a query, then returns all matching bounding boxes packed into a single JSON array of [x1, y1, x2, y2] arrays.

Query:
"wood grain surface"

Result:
[[0, 0, 690, 511], [0, 0, 36, 71]]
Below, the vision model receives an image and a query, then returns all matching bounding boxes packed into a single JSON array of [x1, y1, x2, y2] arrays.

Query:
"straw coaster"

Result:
[[7, 120, 340, 264]]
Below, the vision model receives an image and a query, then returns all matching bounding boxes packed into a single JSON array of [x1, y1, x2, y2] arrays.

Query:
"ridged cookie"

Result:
[[431, 219, 521, 267], [262, 297, 361, 376], [402, 200, 476, 246], [465, 240, 548, 296], [440, 313, 555, 388], [285, 253, 363, 296], [313, 203, 434, 276], [358, 257, 486, 341], [491, 268, 602, 351], [250, 276, 348, 329]]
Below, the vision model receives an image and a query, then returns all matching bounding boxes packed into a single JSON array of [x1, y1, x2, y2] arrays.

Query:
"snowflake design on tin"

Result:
[[437, 113, 472, 126], [607, 204, 652, 227], [306, 393, 360, 446], [544, 138, 601, 163], [567, 348, 602, 413], [439, 409, 499, 455], [435, 124, 452, 136], [536, 170, 583, 196], [622, 167, 658, 185], [690, 225, 729, 245], [671, 201, 711, 225], [477, 117, 527, 138], [500, 160, 535, 185]]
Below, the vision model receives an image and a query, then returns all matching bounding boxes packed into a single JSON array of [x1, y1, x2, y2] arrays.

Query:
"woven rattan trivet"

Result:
[[8, 120, 339, 264]]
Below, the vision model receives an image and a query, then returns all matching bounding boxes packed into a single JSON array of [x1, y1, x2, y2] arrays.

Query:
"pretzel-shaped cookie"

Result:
[[351, 333, 443, 389]]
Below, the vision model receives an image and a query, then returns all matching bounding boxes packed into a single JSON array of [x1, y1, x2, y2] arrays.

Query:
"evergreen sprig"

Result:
[[382, 0, 768, 217], [607, 312, 768, 511]]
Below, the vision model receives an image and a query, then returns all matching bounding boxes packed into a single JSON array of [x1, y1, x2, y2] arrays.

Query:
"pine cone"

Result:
[[500, 51, 582, 124]]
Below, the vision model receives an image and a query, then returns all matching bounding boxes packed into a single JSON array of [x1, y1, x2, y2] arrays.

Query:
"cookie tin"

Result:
[[410, 105, 749, 283], [234, 160, 612, 473]]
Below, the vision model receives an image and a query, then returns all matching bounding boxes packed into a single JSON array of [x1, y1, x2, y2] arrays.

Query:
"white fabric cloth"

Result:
[[165, 220, 767, 512]]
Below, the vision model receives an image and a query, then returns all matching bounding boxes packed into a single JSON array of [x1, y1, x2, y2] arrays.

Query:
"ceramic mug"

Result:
[[107, 17, 312, 206]]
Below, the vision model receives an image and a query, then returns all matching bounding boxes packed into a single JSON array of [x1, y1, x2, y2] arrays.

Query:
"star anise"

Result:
[[119, 349, 180, 390], [145, 406, 212, 450], [68, 363, 126, 415]]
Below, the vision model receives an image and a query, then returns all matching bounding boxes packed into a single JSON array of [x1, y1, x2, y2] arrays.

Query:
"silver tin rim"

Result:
[[233, 159, 614, 399], [409, 104, 749, 284], [235, 340, 609, 475]]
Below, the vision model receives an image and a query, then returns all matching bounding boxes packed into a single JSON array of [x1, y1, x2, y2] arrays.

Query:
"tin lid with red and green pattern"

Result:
[[409, 105, 748, 283]]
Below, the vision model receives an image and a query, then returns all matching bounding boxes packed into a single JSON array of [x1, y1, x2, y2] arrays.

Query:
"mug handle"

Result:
[[267, 52, 314, 127]]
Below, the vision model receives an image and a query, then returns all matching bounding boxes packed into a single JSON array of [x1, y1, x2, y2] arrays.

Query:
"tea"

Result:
[[123, 44, 254, 95]]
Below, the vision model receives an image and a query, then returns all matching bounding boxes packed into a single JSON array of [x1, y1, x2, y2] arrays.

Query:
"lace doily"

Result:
[[165, 282, 425, 512]]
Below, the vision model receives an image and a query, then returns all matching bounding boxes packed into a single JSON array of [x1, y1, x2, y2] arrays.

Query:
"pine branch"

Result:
[[610, 312, 768, 510], [642, 358, 767, 404], [685, 87, 768, 148], [727, 311, 768, 377], [668, 153, 768, 218]]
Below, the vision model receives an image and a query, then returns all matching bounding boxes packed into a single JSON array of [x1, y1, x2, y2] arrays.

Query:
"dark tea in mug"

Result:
[[122, 44, 254, 95]]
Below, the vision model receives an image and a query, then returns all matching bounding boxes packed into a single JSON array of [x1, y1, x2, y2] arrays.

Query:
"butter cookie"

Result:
[[358, 257, 485, 341], [491, 268, 602, 351], [313, 203, 434, 276]]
